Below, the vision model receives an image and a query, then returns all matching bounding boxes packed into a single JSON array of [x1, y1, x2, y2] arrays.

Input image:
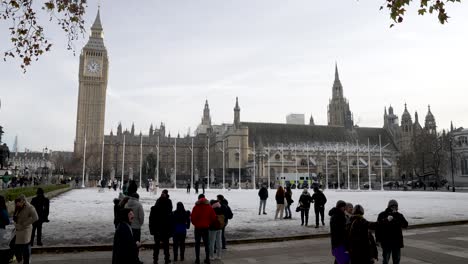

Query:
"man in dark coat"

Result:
[[30, 188, 49, 246], [258, 185, 268, 215], [112, 208, 140, 264], [376, 199, 408, 264], [217, 194, 233, 249], [311, 187, 327, 228], [329, 200, 348, 264], [149, 189, 173, 264]]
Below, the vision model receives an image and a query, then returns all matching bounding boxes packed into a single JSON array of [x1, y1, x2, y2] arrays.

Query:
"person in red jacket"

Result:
[[191, 194, 217, 264]]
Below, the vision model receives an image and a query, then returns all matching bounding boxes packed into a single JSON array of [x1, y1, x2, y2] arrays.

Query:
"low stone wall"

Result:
[[6, 187, 71, 215]]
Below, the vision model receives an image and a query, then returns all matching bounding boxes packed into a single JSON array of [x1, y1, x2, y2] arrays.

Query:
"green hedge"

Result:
[[0, 184, 69, 201]]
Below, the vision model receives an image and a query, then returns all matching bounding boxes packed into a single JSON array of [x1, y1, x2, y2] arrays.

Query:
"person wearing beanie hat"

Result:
[[31, 188, 49, 246], [376, 199, 408, 264], [311, 187, 327, 228], [298, 188, 312, 226], [328, 199, 349, 264]]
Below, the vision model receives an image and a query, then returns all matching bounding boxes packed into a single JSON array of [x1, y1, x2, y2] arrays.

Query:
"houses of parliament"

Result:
[[74, 11, 438, 187]]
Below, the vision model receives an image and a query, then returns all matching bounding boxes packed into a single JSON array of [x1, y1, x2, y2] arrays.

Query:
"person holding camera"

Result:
[[376, 199, 408, 264]]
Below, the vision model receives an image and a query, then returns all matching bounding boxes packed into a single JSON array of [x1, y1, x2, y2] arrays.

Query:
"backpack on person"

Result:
[[212, 214, 225, 230], [225, 205, 233, 220]]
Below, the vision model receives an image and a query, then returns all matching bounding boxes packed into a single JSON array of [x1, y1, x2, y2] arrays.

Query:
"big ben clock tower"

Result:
[[74, 9, 109, 157]]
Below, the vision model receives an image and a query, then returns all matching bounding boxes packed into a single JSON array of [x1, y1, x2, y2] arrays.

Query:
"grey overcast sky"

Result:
[[1, 0, 468, 152]]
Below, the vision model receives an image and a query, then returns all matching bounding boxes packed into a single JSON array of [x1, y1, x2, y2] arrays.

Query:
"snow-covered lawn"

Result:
[[43, 188, 468, 246]]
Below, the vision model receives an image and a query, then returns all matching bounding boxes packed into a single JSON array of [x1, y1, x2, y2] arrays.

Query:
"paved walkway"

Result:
[[31, 224, 468, 264]]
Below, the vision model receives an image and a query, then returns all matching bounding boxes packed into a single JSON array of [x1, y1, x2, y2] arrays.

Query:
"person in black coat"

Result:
[[217, 194, 233, 249], [298, 188, 312, 226], [376, 199, 408, 264], [347, 204, 377, 264], [149, 189, 173, 264], [112, 208, 140, 264], [30, 188, 49, 246], [258, 185, 268, 215], [329, 200, 348, 264], [172, 202, 190, 261], [311, 187, 327, 228]]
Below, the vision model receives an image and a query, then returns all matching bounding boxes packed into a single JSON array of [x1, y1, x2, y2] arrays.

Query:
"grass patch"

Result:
[[0, 184, 69, 201]]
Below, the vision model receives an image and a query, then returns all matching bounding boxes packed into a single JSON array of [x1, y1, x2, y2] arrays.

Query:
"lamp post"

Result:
[[450, 135, 455, 192]]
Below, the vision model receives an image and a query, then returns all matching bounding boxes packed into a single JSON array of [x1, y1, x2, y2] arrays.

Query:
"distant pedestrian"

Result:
[[376, 199, 408, 264], [209, 200, 224, 260], [113, 198, 121, 229], [112, 208, 141, 264], [191, 194, 217, 264], [284, 186, 293, 219], [13, 194, 38, 264], [172, 202, 190, 262], [186, 181, 191, 193], [274, 186, 285, 220], [258, 185, 268, 215], [217, 194, 233, 249], [298, 188, 312, 226], [149, 189, 173, 264], [344, 202, 353, 224], [202, 181, 206, 195], [30, 188, 50, 246], [125, 192, 144, 263], [194, 180, 199, 194], [311, 187, 327, 228], [329, 200, 349, 264], [347, 204, 377, 264]]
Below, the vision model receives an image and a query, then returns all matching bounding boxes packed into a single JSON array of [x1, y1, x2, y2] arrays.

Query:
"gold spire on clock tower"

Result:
[[74, 8, 109, 160]]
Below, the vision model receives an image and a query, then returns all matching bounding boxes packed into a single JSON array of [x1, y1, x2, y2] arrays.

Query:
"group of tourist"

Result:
[[258, 185, 327, 227], [329, 199, 408, 264], [0, 188, 50, 264], [112, 180, 233, 264]]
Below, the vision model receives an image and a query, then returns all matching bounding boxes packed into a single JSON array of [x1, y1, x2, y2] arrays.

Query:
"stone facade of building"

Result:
[[74, 10, 109, 164], [74, 11, 437, 188]]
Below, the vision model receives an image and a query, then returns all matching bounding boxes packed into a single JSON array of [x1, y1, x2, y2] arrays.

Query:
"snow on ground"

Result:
[[43, 188, 468, 246]]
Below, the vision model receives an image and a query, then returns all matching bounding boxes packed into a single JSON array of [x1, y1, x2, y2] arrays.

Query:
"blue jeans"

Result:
[[382, 246, 401, 264]]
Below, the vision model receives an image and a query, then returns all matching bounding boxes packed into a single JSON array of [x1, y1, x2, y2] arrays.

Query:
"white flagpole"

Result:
[[379, 134, 384, 191], [190, 138, 194, 190], [156, 136, 159, 186], [222, 139, 225, 190], [139, 135, 143, 189], [253, 141, 256, 190], [347, 142, 350, 190], [121, 134, 125, 189], [82, 133, 87, 188], [337, 148, 340, 190], [368, 138, 372, 190], [267, 145, 270, 189], [174, 137, 177, 189], [325, 148, 328, 190], [207, 137, 210, 190], [357, 140, 360, 190], [306, 144, 310, 187], [281, 144, 284, 187], [100, 137, 104, 182], [294, 145, 298, 188], [238, 139, 241, 189]]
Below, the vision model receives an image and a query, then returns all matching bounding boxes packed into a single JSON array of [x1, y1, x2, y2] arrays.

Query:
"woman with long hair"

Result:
[[274, 186, 285, 220]]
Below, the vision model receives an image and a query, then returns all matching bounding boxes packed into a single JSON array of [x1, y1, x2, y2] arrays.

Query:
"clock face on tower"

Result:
[[85, 59, 101, 75]]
